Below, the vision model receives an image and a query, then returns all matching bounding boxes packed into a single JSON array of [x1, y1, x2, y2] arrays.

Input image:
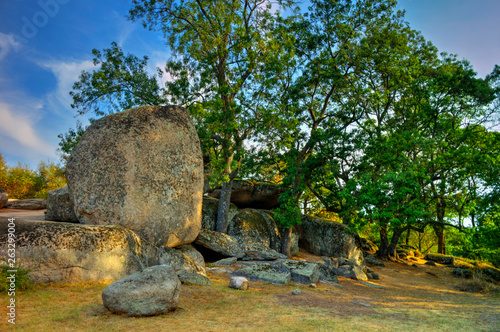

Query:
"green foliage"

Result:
[[0, 153, 65, 199], [0, 264, 34, 293]]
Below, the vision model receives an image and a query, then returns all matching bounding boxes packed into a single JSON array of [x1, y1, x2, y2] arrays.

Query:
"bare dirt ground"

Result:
[[1, 209, 499, 331]]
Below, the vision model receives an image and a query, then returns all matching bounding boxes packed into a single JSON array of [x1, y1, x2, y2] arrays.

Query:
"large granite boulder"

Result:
[[45, 186, 78, 222], [194, 229, 245, 260], [66, 105, 204, 247], [424, 253, 455, 265], [297, 215, 362, 261], [0, 189, 8, 208], [201, 197, 239, 231], [0, 217, 143, 283], [6, 199, 46, 210], [270, 259, 320, 284], [208, 180, 287, 209], [228, 209, 282, 251], [102, 265, 180, 316], [230, 263, 292, 285]]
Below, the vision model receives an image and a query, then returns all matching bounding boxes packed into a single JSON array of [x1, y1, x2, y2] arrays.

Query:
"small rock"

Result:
[[309, 283, 317, 288], [178, 272, 212, 286], [213, 257, 238, 266], [352, 301, 371, 307], [7, 199, 47, 210], [425, 260, 437, 266], [367, 272, 380, 280], [229, 276, 249, 290], [206, 267, 234, 274], [292, 289, 302, 295], [359, 281, 387, 289]]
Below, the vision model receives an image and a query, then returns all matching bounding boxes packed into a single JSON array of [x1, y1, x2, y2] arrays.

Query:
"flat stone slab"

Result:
[[230, 263, 292, 285], [359, 281, 387, 289]]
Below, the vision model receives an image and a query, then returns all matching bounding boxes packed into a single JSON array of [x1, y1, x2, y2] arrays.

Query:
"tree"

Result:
[[129, 0, 294, 233]]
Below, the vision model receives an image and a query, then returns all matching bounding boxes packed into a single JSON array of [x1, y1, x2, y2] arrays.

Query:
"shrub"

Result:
[[0, 264, 34, 293]]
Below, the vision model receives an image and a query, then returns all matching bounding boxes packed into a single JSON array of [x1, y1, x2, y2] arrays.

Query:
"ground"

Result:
[[1, 210, 499, 331]]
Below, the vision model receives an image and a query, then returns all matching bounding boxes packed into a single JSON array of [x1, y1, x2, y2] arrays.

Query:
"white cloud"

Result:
[[0, 32, 22, 61], [0, 102, 55, 158], [38, 59, 94, 115]]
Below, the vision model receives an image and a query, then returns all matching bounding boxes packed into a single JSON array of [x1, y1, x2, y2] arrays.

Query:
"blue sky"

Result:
[[0, 0, 499, 169]]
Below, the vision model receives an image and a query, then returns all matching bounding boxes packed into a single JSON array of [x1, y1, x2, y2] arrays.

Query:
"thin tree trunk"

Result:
[[216, 179, 233, 233], [433, 224, 446, 254], [281, 227, 293, 258], [405, 228, 411, 246], [378, 224, 389, 259]]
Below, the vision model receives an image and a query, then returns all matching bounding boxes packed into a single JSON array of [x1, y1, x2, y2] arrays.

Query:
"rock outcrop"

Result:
[[201, 196, 239, 231], [158, 245, 206, 276], [45, 186, 78, 222], [6, 199, 47, 210], [208, 180, 287, 209], [194, 229, 245, 260], [0, 217, 143, 283], [424, 253, 455, 265], [66, 105, 204, 247], [297, 215, 362, 261], [102, 265, 180, 316]]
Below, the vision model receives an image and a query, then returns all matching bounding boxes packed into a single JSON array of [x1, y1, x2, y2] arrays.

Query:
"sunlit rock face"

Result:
[[0, 217, 143, 283], [66, 105, 204, 247]]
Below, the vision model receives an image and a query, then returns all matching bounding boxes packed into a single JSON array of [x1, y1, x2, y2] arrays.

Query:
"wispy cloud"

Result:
[[0, 32, 22, 61]]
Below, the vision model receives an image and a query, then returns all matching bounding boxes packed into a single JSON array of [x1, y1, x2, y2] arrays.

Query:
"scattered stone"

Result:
[[45, 186, 78, 222], [424, 253, 455, 265], [316, 263, 339, 283], [270, 259, 320, 284], [178, 272, 212, 286], [213, 257, 238, 266], [206, 267, 234, 274], [230, 263, 292, 285], [353, 301, 371, 307], [292, 289, 302, 295], [0, 189, 8, 209], [208, 180, 288, 209], [359, 281, 387, 289], [195, 229, 245, 258], [0, 217, 143, 283], [309, 283, 317, 288], [425, 260, 437, 266], [7, 199, 47, 210], [452, 268, 473, 279], [321, 280, 344, 288], [365, 254, 385, 266], [367, 273, 380, 280], [66, 105, 204, 248], [333, 265, 368, 281], [426, 271, 438, 277], [229, 276, 249, 290], [102, 265, 180, 316]]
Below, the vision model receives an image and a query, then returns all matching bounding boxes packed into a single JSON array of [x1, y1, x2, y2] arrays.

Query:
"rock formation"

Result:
[[66, 105, 204, 247], [45, 186, 78, 222]]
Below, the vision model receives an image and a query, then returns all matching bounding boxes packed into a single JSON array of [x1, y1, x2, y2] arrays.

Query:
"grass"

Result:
[[1, 261, 499, 331]]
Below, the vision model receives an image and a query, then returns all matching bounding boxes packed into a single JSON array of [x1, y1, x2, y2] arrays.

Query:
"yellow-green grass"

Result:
[[1, 261, 499, 332]]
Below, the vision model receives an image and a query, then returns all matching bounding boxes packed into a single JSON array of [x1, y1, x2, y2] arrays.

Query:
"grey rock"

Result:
[[367, 272, 380, 280], [359, 281, 386, 289], [206, 267, 234, 274], [359, 237, 378, 254], [292, 289, 302, 295], [7, 199, 46, 210], [45, 186, 78, 222], [365, 254, 385, 266], [201, 197, 238, 231], [195, 229, 245, 258], [176, 245, 206, 269], [178, 272, 212, 286], [229, 276, 249, 290], [102, 265, 180, 316], [66, 105, 203, 247], [424, 253, 455, 265], [158, 246, 206, 276], [317, 263, 339, 283], [208, 180, 288, 209], [452, 268, 473, 279], [297, 215, 362, 261], [425, 260, 437, 266], [213, 257, 238, 266], [333, 265, 368, 281], [242, 242, 287, 261], [270, 259, 320, 285], [230, 263, 292, 285], [0, 217, 143, 283]]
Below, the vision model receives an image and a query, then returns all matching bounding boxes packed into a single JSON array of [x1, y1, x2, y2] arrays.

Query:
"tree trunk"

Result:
[[281, 227, 293, 258], [216, 179, 233, 233], [378, 224, 389, 259], [405, 228, 411, 246], [433, 224, 446, 254]]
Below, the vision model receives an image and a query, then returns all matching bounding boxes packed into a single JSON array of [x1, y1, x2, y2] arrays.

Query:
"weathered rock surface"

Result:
[[365, 254, 385, 266], [230, 263, 292, 285], [45, 186, 78, 222], [201, 196, 239, 231], [270, 259, 320, 284], [208, 180, 287, 209], [6, 199, 47, 210], [178, 272, 212, 285], [242, 242, 287, 261], [360, 237, 378, 254], [0, 217, 143, 283], [425, 253, 455, 265], [0, 189, 8, 208], [66, 105, 203, 247], [229, 276, 249, 290], [228, 209, 282, 251], [316, 264, 339, 283], [297, 215, 362, 261], [213, 257, 238, 266], [102, 265, 180, 316], [194, 229, 245, 259], [158, 246, 206, 276], [176, 245, 206, 269]]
